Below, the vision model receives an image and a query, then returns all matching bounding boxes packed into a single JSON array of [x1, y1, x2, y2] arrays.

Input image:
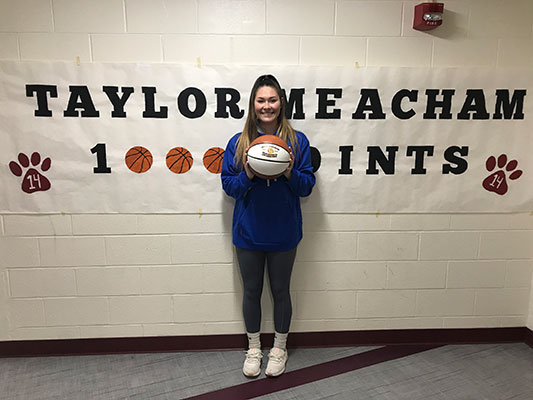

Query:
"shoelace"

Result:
[[269, 349, 285, 362], [246, 350, 262, 360]]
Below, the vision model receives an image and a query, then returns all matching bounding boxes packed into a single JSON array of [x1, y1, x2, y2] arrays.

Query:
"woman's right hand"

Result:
[[243, 147, 254, 180]]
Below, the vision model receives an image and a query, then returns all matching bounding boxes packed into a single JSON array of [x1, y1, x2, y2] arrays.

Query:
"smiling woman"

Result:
[[221, 74, 316, 378]]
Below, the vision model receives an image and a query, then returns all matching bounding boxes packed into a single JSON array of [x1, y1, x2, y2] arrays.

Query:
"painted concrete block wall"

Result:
[[0, 0, 532, 340]]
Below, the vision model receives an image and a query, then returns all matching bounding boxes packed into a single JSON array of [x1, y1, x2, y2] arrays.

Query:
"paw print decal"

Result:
[[482, 154, 522, 196], [9, 152, 52, 194]]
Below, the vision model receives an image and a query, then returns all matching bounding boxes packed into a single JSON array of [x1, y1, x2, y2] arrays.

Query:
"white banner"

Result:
[[0, 61, 531, 213]]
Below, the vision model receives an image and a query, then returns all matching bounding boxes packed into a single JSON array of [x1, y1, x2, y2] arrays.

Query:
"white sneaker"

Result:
[[265, 347, 288, 377], [243, 348, 262, 377]]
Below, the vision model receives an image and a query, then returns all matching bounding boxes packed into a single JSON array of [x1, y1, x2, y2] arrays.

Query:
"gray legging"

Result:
[[235, 246, 297, 334]]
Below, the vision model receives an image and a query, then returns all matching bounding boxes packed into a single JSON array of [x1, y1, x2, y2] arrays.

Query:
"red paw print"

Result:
[[482, 154, 522, 196], [9, 152, 52, 194]]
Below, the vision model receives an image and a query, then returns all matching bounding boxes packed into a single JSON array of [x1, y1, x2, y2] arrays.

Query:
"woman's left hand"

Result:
[[283, 149, 294, 179]]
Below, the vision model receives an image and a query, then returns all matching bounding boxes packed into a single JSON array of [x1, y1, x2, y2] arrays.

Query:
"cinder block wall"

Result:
[[0, 0, 532, 341]]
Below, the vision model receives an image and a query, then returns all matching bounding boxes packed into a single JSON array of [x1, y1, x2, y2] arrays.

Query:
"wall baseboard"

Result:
[[1, 327, 531, 358], [525, 327, 533, 348]]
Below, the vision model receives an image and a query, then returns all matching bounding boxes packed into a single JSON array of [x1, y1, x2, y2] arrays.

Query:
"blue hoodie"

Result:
[[221, 131, 316, 252]]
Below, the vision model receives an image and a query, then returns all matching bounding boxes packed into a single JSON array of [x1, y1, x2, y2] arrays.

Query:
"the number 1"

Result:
[[91, 143, 111, 173]]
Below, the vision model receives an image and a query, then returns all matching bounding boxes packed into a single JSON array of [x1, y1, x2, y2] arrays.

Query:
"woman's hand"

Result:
[[283, 149, 294, 179], [244, 147, 255, 180]]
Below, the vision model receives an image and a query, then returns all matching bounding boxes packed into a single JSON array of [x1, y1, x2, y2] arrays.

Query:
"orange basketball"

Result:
[[203, 147, 224, 174], [166, 147, 193, 174], [125, 146, 153, 173]]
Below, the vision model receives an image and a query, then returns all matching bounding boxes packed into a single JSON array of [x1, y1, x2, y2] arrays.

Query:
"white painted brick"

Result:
[[0, 238, 40, 267], [198, 0, 265, 34], [328, 262, 387, 290], [91, 34, 162, 63], [357, 290, 416, 318], [53, 0, 125, 33], [419, 232, 479, 260], [402, 1, 469, 38], [109, 296, 172, 324], [505, 260, 532, 288], [126, 0, 197, 33], [72, 215, 137, 235], [500, 316, 527, 327], [368, 37, 432, 67], [19, 33, 90, 62], [450, 214, 509, 230], [469, 0, 533, 39], [387, 317, 443, 329], [295, 291, 356, 319], [336, 1, 402, 36], [202, 264, 241, 293], [4, 214, 72, 236], [142, 323, 204, 336], [45, 297, 109, 326], [137, 214, 228, 234], [173, 293, 241, 322], [303, 213, 390, 232], [0, 0, 53, 32], [505, 213, 533, 230], [353, 318, 389, 330], [300, 36, 366, 67], [290, 319, 329, 333], [106, 236, 171, 265], [0, 34, 19, 60], [297, 232, 357, 262], [140, 265, 203, 294], [170, 234, 232, 264], [358, 233, 418, 261], [203, 321, 246, 334], [475, 288, 530, 316], [390, 214, 450, 231], [447, 261, 505, 289], [232, 36, 299, 65], [9, 268, 76, 297], [433, 38, 498, 67], [267, 0, 334, 35], [40, 237, 106, 266], [80, 325, 144, 338], [9, 299, 45, 328], [416, 289, 475, 316], [163, 35, 232, 64], [442, 317, 501, 329], [10, 326, 80, 340], [76, 267, 141, 296], [387, 261, 446, 289], [291, 262, 328, 291], [479, 231, 533, 260], [498, 39, 533, 68]]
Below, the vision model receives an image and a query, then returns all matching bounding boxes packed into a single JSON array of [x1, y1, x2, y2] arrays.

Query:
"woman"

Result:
[[221, 74, 315, 377]]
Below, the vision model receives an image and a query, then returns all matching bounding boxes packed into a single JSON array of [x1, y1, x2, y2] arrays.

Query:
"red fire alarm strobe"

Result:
[[413, 2, 444, 31]]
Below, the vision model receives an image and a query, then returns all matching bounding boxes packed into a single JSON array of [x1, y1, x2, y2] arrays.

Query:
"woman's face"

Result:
[[254, 85, 281, 127]]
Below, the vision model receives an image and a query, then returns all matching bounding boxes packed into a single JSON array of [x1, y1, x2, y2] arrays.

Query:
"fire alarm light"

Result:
[[413, 2, 444, 31]]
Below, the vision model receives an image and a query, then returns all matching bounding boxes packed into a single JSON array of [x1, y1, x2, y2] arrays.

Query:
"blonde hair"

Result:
[[234, 75, 298, 167]]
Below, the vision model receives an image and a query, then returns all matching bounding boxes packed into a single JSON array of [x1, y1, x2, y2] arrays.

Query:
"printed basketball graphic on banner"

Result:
[[203, 147, 224, 174], [482, 154, 523, 196], [166, 147, 193, 174], [125, 146, 153, 173], [9, 152, 52, 193]]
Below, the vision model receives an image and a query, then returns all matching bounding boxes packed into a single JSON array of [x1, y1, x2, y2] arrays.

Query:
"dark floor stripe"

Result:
[[185, 344, 442, 400]]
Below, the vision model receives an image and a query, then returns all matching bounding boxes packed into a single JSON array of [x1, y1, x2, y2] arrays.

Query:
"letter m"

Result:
[[493, 89, 526, 119]]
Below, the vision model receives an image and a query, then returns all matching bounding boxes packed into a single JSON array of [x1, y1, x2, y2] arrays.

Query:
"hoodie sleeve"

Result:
[[221, 134, 255, 200], [286, 132, 316, 197]]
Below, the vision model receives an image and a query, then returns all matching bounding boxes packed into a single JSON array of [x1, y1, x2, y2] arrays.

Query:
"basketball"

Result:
[[203, 147, 224, 174], [166, 147, 193, 174], [125, 146, 153, 173], [247, 135, 291, 179]]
